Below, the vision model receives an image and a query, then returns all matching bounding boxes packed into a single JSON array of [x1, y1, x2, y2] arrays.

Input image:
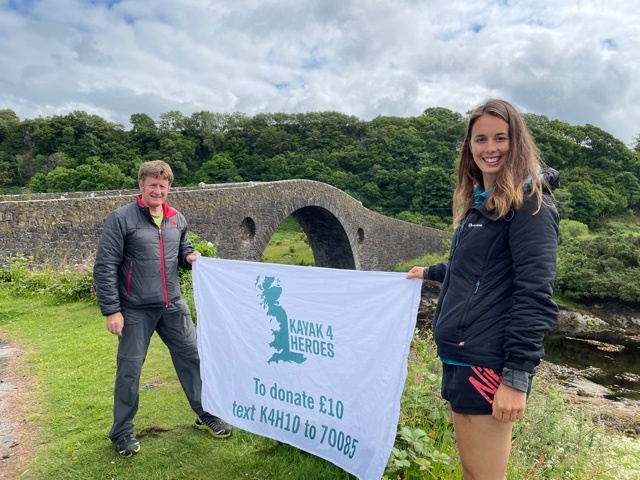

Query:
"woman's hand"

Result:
[[405, 266, 425, 280], [492, 383, 527, 423]]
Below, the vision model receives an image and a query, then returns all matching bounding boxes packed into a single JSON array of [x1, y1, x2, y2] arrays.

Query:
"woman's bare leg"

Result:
[[450, 408, 513, 480]]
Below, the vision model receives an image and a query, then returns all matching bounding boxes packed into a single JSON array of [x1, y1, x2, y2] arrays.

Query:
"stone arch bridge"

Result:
[[0, 180, 448, 271]]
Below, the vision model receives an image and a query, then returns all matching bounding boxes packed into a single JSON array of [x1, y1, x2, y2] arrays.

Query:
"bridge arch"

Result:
[[287, 206, 355, 270]]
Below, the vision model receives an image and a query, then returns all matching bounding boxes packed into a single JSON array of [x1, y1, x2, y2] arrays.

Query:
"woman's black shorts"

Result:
[[441, 363, 531, 415]]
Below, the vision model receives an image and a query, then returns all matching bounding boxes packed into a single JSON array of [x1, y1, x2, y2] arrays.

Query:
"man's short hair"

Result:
[[138, 160, 174, 185]]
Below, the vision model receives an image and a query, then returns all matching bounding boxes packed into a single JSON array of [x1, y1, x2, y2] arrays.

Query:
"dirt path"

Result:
[[0, 339, 37, 479]]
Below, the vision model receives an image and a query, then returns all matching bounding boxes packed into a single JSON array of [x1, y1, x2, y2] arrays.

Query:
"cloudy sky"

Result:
[[1, 0, 639, 145]]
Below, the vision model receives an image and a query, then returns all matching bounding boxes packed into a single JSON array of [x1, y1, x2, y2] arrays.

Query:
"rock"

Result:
[[566, 377, 614, 398], [539, 361, 640, 435], [552, 309, 610, 336]]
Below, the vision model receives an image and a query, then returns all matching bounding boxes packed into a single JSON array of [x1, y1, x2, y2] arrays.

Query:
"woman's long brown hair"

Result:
[[452, 99, 543, 228]]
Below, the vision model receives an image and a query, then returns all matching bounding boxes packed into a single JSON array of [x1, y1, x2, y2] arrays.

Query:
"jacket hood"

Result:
[[542, 167, 560, 192], [473, 167, 560, 221]]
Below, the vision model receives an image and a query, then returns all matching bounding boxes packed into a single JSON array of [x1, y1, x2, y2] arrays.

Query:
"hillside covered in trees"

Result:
[[1, 107, 639, 303]]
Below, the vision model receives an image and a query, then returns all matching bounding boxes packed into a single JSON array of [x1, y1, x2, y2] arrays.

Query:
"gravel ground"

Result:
[[0, 338, 34, 480], [0, 340, 18, 458]]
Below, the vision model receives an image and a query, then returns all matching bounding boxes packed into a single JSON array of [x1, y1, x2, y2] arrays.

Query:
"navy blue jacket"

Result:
[[426, 170, 560, 374]]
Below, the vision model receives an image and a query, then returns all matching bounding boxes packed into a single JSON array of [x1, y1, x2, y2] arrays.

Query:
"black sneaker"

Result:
[[194, 416, 232, 439], [116, 434, 140, 457]]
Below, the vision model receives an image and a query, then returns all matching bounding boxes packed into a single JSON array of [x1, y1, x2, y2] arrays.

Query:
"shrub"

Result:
[[179, 232, 218, 321], [559, 219, 589, 243], [556, 234, 640, 303], [0, 254, 95, 302], [0, 232, 216, 307]]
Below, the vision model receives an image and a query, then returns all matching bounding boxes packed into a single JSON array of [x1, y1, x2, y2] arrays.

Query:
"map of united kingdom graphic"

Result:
[[256, 275, 307, 364]]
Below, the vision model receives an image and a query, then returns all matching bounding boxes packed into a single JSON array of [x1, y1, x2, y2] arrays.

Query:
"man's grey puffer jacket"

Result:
[[94, 196, 194, 316]]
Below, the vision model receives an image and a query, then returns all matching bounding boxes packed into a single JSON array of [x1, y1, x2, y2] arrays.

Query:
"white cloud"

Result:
[[0, 0, 638, 144]]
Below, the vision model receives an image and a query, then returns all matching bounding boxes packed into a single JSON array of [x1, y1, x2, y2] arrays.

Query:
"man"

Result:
[[93, 160, 231, 457]]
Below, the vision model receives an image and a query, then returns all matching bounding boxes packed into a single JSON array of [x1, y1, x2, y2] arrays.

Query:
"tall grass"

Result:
[[384, 329, 640, 480]]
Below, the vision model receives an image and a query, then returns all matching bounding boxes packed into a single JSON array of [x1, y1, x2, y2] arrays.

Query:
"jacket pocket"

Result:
[[459, 278, 480, 330]]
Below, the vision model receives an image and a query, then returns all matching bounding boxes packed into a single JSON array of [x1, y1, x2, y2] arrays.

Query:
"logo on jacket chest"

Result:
[[468, 222, 483, 228]]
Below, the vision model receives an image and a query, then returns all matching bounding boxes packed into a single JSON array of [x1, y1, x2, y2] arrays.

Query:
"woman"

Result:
[[406, 99, 559, 479]]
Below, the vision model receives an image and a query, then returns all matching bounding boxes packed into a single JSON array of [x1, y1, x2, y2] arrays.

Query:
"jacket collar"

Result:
[[136, 194, 178, 218], [471, 203, 503, 221]]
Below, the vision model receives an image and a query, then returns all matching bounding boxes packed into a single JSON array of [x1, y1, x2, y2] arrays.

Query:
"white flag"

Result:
[[193, 257, 421, 480]]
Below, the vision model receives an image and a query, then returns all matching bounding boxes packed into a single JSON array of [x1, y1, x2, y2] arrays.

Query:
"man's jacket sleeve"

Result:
[[93, 211, 125, 316], [178, 215, 194, 271]]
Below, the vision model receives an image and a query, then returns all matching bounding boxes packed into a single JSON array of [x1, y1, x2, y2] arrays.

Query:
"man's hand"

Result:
[[186, 251, 202, 264], [106, 312, 124, 337]]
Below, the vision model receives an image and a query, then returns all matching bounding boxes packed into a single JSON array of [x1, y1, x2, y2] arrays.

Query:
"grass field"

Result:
[[0, 289, 355, 480], [1, 217, 639, 479], [3, 288, 639, 480]]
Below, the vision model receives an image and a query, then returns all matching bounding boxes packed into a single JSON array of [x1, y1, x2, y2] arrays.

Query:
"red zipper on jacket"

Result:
[[158, 225, 169, 307], [126, 263, 134, 293], [140, 197, 174, 307]]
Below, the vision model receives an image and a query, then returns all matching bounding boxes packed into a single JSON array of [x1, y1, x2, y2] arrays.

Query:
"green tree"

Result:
[[552, 188, 574, 220], [359, 181, 381, 207], [130, 113, 160, 157], [253, 127, 296, 157], [158, 110, 186, 133], [410, 166, 455, 217], [556, 234, 640, 303], [30, 157, 135, 192], [0, 110, 22, 187], [183, 111, 243, 163], [566, 181, 619, 225], [525, 114, 584, 170], [581, 124, 631, 171], [196, 153, 242, 183], [420, 107, 465, 152]]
